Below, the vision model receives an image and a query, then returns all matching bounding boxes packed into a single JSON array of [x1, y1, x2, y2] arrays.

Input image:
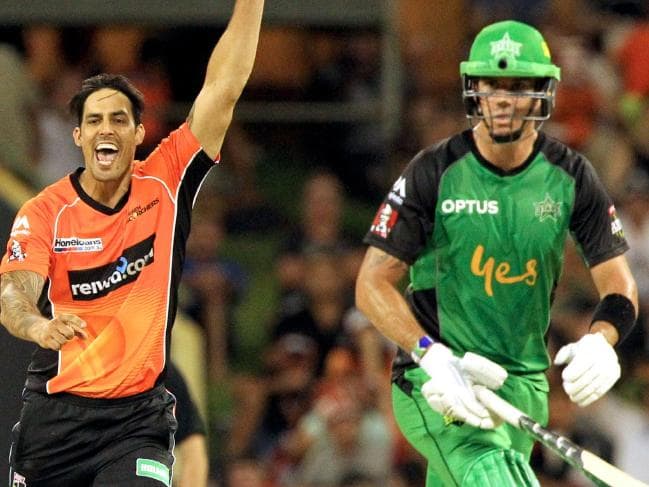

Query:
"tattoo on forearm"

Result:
[[0, 271, 45, 339]]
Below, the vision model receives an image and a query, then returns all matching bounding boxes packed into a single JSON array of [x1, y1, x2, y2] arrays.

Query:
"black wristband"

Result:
[[590, 293, 636, 345]]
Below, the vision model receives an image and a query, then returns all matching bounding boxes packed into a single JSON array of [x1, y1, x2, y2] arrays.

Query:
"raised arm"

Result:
[[188, 0, 264, 158], [0, 270, 86, 350]]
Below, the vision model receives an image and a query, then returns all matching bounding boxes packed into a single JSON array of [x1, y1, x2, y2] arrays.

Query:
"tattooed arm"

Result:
[[0, 270, 86, 350], [355, 246, 426, 353]]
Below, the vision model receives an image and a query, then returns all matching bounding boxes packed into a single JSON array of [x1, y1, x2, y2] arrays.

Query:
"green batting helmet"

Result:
[[460, 20, 560, 80], [460, 20, 561, 142]]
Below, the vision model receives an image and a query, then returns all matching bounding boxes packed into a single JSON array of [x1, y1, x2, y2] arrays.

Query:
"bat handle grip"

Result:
[[473, 385, 524, 428]]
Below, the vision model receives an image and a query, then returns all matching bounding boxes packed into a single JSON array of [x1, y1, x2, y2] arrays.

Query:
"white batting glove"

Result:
[[419, 343, 507, 429], [460, 352, 508, 390], [554, 332, 621, 407]]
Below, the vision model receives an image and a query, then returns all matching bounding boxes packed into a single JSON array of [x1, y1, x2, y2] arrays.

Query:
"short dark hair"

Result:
[[69, 73, 144, 125]]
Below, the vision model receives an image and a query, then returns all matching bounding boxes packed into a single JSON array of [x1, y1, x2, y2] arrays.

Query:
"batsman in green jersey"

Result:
[[356, 20, 638, 486]]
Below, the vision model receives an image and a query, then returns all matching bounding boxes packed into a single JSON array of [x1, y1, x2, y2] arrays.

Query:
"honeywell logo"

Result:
[[440, 199, 499, 214], [68, 235, 155, 300]]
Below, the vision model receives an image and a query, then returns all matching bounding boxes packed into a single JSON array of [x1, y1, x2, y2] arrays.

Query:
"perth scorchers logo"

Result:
[[128, 198, 159, 222]]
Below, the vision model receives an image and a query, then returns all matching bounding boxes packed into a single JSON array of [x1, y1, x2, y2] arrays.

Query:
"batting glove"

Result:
[[419, 343, 507, 429], [554, 332, 621, 407]]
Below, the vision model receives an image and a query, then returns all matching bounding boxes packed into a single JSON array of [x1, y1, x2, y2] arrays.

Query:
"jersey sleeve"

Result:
[[138, 123, 219, 193], [0, 197, 54, 278], [569, 156, 629, 267], [363, 150, 437, 264]]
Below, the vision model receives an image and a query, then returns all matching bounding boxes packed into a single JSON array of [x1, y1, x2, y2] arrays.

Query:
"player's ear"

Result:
[[135, 123, 145, 146], [73, 127, 82, 147]]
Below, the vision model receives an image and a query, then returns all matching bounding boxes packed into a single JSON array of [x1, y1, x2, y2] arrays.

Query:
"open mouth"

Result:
[[95, 142, 119, 166]]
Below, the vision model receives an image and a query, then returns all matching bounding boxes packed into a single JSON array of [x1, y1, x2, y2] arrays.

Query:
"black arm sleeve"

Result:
[[567, 154, 628, 266]]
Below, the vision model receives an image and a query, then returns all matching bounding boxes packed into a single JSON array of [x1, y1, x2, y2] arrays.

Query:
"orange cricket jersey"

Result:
[[0, 123, 218, 398]]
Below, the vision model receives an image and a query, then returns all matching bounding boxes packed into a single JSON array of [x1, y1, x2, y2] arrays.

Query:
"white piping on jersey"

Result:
[[191, 151, 218, 208], [51, 197, 83, 249], [166, 387, 178, 471], [47, 196, 82, 394], [133, 174, 176, 204], [162, 147, 210, 369]]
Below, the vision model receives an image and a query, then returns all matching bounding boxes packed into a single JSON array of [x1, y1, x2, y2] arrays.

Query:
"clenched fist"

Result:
[[30, 314, 88, 350]]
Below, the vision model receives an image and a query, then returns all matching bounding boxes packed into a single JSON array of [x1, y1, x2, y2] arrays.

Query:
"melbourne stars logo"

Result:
[[534, 193, 561, 222], [490, 32, 522, 59]]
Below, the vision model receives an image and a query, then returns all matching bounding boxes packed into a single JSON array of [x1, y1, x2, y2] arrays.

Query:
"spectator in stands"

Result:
[[272, 247, 355, 374], [616, 353, 649, 483], [277, 367, 393, 487], [303, 32, 386, 200], [180, 195, 248, 383], [214, 122, 285, 234], [226, 333, 319, 462], [614, 15, 649, 176], [587, 351, 649, 484], [86, 25, 173, 158], [223, 455, 272, 487], [22, 26, 85, 186], [388, 460, 427, 487], [0, 43, 40, 187], [275, 170, 354, 317], [616, 169, 649, 355], [227, 247, 396, 475]]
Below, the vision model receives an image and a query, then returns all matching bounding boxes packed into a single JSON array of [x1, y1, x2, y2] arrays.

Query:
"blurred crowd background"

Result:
[[1, 0, 649, 485]]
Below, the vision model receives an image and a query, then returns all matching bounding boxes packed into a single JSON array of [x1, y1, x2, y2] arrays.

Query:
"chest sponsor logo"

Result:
[[128, 198, 160, 222], [370, 203, 399, 239], [388, 176, 407, 205], [8, 240, 27, 262], [10, 215, 30, 237], [533, 193, 561, 222], [470, 244, 537, 297], [54, 237, 103, 253], [68, 234, 155, 300], [441, 199, 499, 214]]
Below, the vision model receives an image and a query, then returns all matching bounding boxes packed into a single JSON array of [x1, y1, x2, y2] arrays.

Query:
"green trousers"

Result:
[[392, 367, 548, 486]]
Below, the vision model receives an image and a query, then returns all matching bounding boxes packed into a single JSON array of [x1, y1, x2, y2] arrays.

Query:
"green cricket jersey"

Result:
[[364, 130, 628, 376]]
